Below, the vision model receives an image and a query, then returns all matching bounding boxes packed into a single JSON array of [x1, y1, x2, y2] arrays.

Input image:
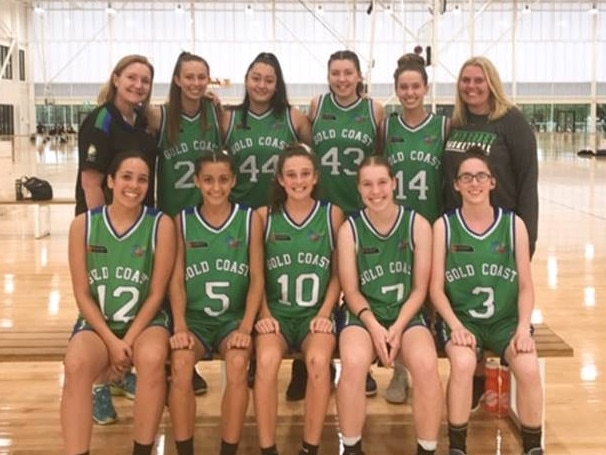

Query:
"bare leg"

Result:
[[61, 331, 110, 454], [220, 343, 252, 444]]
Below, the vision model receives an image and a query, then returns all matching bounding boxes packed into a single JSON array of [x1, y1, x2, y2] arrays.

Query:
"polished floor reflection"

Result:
[[0, 133, 604, 454]]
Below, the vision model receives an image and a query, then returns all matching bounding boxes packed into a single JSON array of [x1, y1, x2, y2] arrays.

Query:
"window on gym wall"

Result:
[[0, 45, 13, 80], [19, 49, 25, 81]]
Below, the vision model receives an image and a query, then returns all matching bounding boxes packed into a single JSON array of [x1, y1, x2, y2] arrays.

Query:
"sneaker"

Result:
[[193, 368, 208, 395], [471, 375, 486, 412], [109, 371, 136, 400], [385, 364, 408, 404], [449, 450, 467, 455], [92, 384, 117, 425], [525, 449, 543, 455], [286, 358, 308, 401], [365, 371, 377, 397]]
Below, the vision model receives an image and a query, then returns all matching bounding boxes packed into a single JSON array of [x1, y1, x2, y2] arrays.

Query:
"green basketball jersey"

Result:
[[85, 206, 161, 332], [312, 93, 378, 214], [383, 113, 447, 223], [443, 208, 519, 325], [265, 201, 335, 320], [157, 102, 222, 216], [181, 203, 252, 326], [349, 206, 415, 322], [225, 108, 298, 208]]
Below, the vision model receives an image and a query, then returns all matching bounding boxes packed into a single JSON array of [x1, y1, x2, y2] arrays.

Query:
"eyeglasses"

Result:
[[456, 172, 492, 183]]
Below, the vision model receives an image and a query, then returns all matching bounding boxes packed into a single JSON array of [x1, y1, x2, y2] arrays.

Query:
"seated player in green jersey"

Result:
[[253, 144, 344, 455], [62, 151, 176, 455], [336, 156, 443, 455], [167, 150, 264, 455], [430, 147, 543, 455]]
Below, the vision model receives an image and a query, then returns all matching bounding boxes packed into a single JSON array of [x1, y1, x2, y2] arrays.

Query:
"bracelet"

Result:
[[357, 307, 371, 319]]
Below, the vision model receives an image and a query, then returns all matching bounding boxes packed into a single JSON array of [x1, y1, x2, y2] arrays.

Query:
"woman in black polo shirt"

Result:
[[75, 54, 157, 215]]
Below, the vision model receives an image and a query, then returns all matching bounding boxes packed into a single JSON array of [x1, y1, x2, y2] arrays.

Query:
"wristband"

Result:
[[357, 307, 370, 319]]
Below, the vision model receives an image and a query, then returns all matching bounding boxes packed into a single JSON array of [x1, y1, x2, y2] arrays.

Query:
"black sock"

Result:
[[299, 440, 319, 455], [343, 440, 363, 455], [132, 441, 153, 455], [175, 438, 194, 455], [220, 440, 239, 455], [260, 445, 279, 455], [448, 422, 468, 452], [416, 443, 435, 455], [521, 425, 542, 453]]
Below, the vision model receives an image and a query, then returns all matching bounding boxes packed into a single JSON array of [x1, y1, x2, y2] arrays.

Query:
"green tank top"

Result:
[[383, 112, 447, 223], [157, 102, 222, 216], [225, 108, 298, 208], [349, 205, 415, 322], [181, 203, 251, 324], [312, 93, 378, 214], [444, 208, 519, 325], [265, 201, 335, 319], [86, 206, 160, 331]]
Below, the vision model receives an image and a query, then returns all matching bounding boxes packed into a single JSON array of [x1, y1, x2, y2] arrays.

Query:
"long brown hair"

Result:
[[166, 51, 212, 146]]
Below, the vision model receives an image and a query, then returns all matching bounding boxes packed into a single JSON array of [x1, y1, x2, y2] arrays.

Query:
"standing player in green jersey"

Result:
[[379, 53, 449, 404], [336, 156, 443, 455], [167, 151, 264, 455], [430, 147, 543, 455], [62, 151, 176, 455], [309, 50, 385, 215], [253, 144, 344, 455], [222, 52, 312, 208], [148, 51, 223, 217], [304, 49, 385, 399]]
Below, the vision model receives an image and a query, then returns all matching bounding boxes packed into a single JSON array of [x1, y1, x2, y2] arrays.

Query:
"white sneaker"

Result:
[[385, 362, 408, 404]]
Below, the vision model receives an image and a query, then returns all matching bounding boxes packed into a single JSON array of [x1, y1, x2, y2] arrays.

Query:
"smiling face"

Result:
[[107, 157, 150, 207], [277, 155, 318, 202], [454, 157, 496, 205], [396, 69, 429, 112], [195, 161, 236, 207], [458, 64, 491, 115], [357, 163, 396, 212], [112, 62, 153, 107], [328, 58, 362, 104], [174, 60, 210, 103], [245, 62, 277, 108]]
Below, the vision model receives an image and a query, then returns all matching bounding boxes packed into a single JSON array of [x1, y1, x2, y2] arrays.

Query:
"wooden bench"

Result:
[[0, 324, 573, 444], [0, 198, 74, 238]]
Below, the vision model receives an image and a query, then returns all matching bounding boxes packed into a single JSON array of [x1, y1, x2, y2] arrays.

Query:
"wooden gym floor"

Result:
[[0, 132, 604, 454]]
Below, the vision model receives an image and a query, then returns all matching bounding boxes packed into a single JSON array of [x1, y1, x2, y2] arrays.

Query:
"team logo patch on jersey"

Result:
[[424, 135, 435, 145], [132, 245, 146, 257], [272, 120, 285, 130], [308, 231, 324, 242], [354, 115, 367, 123], [398, 240, 410, 250], [226, 235, 241, 248], [86, 144, 97, 163], [389, 136, 405, 143], [188, 241, 208, 249], [491, 241, 507, 254], [362, 247, 379, 255], [270, 233, 291, 242], [450, 244, 474, 253], [88, 244, 108, 253], [236, 124, 251, 130], [321, 113, 337, 121]]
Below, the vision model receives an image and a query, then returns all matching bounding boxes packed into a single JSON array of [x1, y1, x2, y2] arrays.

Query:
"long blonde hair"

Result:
[[451, 56, 513, 128], [97, 54, 154, 107]]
